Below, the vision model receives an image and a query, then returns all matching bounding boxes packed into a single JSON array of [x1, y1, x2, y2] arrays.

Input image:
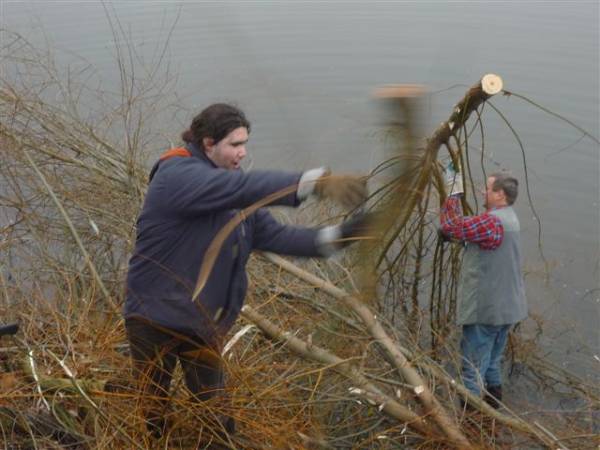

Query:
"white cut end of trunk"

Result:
[[481, 74, 503, 95]]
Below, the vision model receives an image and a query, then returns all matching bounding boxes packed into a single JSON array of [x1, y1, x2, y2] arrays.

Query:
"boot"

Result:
[[484, 385, 502, 409]]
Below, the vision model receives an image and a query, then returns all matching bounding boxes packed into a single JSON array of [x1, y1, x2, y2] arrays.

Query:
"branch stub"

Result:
[[481, 74, 503, 95]]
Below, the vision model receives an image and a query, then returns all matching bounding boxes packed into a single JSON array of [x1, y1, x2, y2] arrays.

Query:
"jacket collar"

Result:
[[186, 142, 218, 168]]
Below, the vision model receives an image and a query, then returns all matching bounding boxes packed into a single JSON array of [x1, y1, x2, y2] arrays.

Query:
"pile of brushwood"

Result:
[[0, 32, 598, 449]]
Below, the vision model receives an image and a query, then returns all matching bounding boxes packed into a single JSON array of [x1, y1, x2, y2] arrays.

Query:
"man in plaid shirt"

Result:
[[440, 164, 528, 410]]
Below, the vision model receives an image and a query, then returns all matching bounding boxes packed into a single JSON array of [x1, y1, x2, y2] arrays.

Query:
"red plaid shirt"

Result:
[[440, 195, 503, 250]]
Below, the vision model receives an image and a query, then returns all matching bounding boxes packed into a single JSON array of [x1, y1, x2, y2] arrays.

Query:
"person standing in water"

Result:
[[440, 165, 527, 409]]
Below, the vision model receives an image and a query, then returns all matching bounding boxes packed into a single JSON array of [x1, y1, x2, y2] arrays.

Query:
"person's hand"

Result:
[[315, 211, 378, 255], [338, 212, 376, 247], [444, 160, 464, 196], [314, 170, 368, 209]]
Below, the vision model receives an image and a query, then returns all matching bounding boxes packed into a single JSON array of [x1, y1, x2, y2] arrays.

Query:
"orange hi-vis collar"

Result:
[[149, 147, 193, 182], [159, 147, 192, 160]]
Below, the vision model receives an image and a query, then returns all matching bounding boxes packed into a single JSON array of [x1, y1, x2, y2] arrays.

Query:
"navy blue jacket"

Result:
[[124, 143, 322, 343]]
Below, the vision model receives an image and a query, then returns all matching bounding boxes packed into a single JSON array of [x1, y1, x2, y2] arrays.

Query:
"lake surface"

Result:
[[2, 1, 599, 383]]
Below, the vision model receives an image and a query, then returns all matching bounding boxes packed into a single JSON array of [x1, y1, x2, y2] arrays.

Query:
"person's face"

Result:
[[203, 126, 248, 170], [483, 176, 506, 209]]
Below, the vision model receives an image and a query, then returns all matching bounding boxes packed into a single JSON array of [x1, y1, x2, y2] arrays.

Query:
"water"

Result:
[[2, 2, 599, 381]]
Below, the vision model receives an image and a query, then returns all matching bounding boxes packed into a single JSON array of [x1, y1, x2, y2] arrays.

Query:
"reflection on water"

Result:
[[2, 1, 598, 380]]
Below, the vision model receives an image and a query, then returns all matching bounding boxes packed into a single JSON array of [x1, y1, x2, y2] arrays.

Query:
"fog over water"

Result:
[[2, 1, 599, 384]]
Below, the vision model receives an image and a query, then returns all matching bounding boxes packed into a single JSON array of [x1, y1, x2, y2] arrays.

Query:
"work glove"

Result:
[[313, 170, 368, 209], [338, 211, 376, 247], [444, 160, 464, 196], [316, 211, 377, 255]]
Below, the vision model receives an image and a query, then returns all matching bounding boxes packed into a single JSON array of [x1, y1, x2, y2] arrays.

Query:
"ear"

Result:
[[203, 137, 215, 153]]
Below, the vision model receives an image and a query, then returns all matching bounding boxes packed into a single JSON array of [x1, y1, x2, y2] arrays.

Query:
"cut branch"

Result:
[[240, 304, 438, 439], [261, 252, 471, 449]]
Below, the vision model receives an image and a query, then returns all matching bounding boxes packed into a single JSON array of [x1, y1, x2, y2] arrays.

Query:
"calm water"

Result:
[[2, 2, 599, 382]]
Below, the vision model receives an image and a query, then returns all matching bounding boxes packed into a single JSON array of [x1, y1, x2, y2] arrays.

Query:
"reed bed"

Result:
[[0, 31, 598, 449]]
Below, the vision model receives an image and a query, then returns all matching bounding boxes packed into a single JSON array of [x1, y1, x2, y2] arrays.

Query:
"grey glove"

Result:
[[444, 160, 464, 196]]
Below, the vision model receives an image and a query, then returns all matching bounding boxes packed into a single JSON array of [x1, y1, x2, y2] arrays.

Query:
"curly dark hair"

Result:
[[181, 103, 251, 150]]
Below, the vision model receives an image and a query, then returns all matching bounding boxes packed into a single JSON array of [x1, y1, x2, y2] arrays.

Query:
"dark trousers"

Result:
[[125, 318, 233, 439]]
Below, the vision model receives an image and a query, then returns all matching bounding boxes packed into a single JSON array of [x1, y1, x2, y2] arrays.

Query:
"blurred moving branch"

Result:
[[359, 84, 426, 302]]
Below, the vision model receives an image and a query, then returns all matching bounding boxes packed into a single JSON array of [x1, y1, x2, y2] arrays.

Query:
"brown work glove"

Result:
[[313, 170, 368, 209]]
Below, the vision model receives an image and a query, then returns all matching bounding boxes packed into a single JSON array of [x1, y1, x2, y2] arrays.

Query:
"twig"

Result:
[[21, 148, 117, 312]]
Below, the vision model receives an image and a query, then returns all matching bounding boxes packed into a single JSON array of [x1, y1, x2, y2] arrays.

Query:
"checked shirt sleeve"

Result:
[[440, 195, 503, 250]]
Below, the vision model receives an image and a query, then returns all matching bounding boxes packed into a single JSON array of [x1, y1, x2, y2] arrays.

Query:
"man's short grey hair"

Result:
[[490, 172, 518, 205]]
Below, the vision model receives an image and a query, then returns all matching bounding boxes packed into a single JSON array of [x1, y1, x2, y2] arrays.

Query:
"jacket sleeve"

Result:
[[251, 209, 322, 257], [158, 160, 304, 216]]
